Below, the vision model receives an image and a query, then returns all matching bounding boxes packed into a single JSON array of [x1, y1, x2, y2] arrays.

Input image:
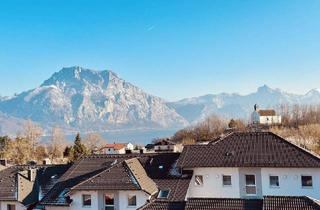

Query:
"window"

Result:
[[245, 174, 256, 195], [223, 175, 232, 186], [82, 194, 91, 207], [195, 175, 203, 186], [302, 176, 313, 187], [269, 176, 279, 187], [158, 190, 170, 198], [7, 204, 15, 210], [128, 195, 137, 206], [105, 193, 115, 210]]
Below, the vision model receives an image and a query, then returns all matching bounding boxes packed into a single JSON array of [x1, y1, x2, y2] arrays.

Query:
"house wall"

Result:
[[104, 148, 126, 154], [118, 190, 149, 210], [186, 167, 240, 198], [259, 116, 281, 124], [126, 143, 134, 151], [239, 168, 262, 198], [185, 167, 320, 200], [154, 145, 175, 152], [68, 191, 99, 210], [261, 168, 320, 200], [0, 201, 26, 210], [45, 190, 149, 210]]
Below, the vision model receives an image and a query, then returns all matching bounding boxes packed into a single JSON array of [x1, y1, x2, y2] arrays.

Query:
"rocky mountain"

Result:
[[0, 67, 188, 134], [0, 67, 319, 138], [169, 85, 320, 123]]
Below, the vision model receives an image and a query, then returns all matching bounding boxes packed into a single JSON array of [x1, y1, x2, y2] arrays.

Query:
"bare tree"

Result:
[[48, 127, 67, 162], [23, 120, 43, 155], [4, 137, 33, 164], [83, 132, 106, 154]]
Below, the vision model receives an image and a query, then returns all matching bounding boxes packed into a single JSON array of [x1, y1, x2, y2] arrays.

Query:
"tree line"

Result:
[[0, 120, 106, 165], [170, 104, 320, 154]]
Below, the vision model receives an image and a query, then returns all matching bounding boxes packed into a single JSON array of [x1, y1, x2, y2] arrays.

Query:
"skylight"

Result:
[[158, 189, 170, 198]]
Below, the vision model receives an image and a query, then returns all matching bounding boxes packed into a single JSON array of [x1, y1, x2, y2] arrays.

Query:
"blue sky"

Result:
[[0, 0, 320, 101]]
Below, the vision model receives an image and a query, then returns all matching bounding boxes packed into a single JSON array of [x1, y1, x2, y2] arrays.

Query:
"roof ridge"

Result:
[[69, 160, 123, 191], [124, 157, 158, 195]]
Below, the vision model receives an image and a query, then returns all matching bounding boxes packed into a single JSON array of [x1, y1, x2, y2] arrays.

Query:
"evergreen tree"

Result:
[[228, 119, 236, 129], [71, 133, 87, 161]]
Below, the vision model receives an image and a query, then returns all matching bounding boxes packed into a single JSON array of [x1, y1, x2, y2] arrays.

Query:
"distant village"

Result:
[[1, 104, 320, 210]]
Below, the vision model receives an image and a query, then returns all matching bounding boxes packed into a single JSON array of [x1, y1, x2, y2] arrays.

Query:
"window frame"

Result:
[[158, 189, 170, 199], [194, 175, 204, 186], [245, 174, 257, 196], [128, 194, 137, 207], [301, 175, 313, 188], [82, 194, 92, 207], [269, 175, 280, 188], [7, 204, 16, 210], [222, 175, 232, 187]]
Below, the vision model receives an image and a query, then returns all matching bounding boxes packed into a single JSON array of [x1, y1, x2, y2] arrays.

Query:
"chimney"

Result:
[[28, 168, 37, 182], [0, 159, 7, 167]]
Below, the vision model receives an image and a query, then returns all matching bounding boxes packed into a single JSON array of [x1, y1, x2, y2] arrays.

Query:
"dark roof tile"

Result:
[[263, 196, 320, 210], [177, 132, 320, 168], [185, 198, 263, 210]]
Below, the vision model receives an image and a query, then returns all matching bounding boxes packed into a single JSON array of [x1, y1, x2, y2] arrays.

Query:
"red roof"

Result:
[[104, 143, 126, 150]]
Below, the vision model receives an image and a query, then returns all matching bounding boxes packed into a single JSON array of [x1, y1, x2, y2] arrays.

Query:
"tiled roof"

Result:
[[264, 196, 320, 210], [38, 164, 71, 198], [125, 158, 158, 195], [0, 166, 23, 201], [177, 132, 320, 168], [258, 110, 276, 116], [41, 153, 182, 206], [138, 201, 186, 210], [185, 198, 263, 210], [71, 160, 140, 191], [0, 164, 70, 206], [154, 178, 192, 201], [139, 197, 320, 210], [103, 143, 126, 150]]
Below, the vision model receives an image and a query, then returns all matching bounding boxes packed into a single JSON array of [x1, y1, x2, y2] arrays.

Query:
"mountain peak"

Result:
[[257, 84, 274, 93], [306, 88, 320, 96], [41, 66, 119, 88]]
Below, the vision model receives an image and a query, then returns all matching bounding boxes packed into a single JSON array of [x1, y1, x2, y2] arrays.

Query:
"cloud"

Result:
[[147, 25, 155, 31]]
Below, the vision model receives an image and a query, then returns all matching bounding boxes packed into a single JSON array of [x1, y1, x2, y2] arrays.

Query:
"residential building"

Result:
[[2, 131, 320, 210], [40, 153, 190, 210], [173, 132, 320, 209], [154, 139, 182, 153], [0, 164, 70, 210], [101, 142, 135, 154]]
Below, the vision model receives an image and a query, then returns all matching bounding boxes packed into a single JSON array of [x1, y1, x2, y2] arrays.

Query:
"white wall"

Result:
[[104, 148, 126, 154], [259, 116, 281, 124], [186, 168, 240, 198], [0, 201, 25, 210], [261, 168, 320, 200], [186, 167, 320, 200], [118, 190, 149, 210], [62, 191, 99, 210], [45, 190, 149, 210]]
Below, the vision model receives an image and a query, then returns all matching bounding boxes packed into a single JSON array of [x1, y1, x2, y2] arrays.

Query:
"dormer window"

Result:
[[158, 189, 170, 198]]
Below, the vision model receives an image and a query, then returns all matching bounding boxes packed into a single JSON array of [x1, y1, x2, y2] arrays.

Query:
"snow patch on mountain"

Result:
[[0, 66, 188, 133]]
